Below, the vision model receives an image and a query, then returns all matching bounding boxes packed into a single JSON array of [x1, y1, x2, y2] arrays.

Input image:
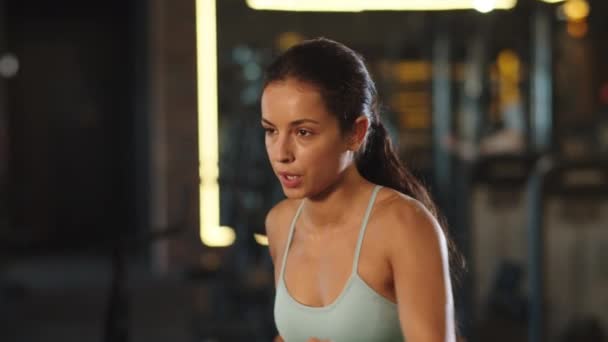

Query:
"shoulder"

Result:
[[265, 198, 300, 235], [373, 188, 455, 340], [265, 198, 301, 263], [373, 187, 448, 259]]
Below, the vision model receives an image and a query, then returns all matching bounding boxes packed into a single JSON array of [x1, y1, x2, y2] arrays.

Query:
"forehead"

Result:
[[261, 78, 332, 122]]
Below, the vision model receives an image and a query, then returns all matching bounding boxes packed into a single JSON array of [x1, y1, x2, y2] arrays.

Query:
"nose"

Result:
[[272, 133, 294, 163]]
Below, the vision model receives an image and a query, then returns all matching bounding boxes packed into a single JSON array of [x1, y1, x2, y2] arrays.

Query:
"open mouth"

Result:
[[278, 172, 302, 188]]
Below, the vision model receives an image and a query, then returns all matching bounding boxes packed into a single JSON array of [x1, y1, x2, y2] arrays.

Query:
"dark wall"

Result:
[[4, 0, 137, 251]]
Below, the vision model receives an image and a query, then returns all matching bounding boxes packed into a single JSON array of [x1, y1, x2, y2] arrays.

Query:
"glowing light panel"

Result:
[[196, 0, 236, 247], [246, 0, 517, 12]]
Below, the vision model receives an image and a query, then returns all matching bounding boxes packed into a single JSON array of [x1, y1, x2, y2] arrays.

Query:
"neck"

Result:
[[301, 164, 374, 233]]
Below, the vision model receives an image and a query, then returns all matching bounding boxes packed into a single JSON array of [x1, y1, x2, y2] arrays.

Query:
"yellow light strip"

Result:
[[254, 233, 269, 246], [246, 0, 517, 12], [196, 0, 236, 247]]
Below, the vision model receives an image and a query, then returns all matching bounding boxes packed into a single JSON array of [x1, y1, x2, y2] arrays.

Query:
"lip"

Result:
[[277, 171, 303, 189]]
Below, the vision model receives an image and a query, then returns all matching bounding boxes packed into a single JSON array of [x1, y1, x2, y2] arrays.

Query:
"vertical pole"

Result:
[[527, 158, 551, 342], [132, 0, 151, 245], [459, 27, 487, 341], [432, 19, 452, 195], [0, 0, 9, 233], [531, 7, 553, 153], [529, 6, 552, 339]]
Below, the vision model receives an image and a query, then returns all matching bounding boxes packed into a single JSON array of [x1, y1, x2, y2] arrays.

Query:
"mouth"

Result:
[[277, 172, 303, 188]]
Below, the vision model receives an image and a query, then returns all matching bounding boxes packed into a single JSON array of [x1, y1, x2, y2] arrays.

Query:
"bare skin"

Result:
[[262, 78, 455, 342]]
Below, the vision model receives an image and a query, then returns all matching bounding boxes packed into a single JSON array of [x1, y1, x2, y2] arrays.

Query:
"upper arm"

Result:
[[265, 203, 281, 265], [384, 198, 456, 342]]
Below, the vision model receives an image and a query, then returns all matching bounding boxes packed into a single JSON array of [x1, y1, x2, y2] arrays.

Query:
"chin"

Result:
[[281, 186, 308, 199]]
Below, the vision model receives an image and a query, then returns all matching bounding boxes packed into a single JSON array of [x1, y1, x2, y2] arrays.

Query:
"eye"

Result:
[[296, 129, 312, 137], [263, 127, 276, 135]]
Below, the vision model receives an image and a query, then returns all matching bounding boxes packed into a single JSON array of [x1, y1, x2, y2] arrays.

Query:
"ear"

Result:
[[347, 116, 369, 152]]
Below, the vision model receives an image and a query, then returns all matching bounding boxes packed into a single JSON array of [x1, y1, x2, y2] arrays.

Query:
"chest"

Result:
[[279, 223, 394, 307]]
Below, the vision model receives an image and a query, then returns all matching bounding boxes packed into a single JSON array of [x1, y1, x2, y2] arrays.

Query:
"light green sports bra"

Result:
[[274, 185, 404, 342]]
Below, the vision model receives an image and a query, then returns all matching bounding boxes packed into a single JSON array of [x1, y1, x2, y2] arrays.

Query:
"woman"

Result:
[[262, 38, 458, 342]]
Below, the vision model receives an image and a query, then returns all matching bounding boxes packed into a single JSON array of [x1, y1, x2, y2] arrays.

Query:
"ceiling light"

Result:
[[473, 0, 496, 13], [564, 0, 590, 21], [246, 0, 517, 12]]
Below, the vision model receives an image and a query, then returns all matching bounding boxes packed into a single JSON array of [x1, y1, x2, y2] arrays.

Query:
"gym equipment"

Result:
[[527, 157, 608, 342]]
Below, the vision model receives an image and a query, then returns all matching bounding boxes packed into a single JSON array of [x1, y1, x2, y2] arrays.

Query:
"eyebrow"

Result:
[[261, 118, 320, 126]]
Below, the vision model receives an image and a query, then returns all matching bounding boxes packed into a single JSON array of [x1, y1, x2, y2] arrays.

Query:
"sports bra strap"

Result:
[[279, 200, 304, 279], [279, 185, 382, 279], [352, 185, 382, 273]]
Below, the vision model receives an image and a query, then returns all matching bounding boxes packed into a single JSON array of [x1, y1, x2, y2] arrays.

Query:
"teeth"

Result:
[[286, 175, 298, 180]]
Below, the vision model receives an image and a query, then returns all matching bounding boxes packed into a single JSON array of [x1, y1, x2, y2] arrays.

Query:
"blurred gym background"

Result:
[[0, 0, 607, 341]]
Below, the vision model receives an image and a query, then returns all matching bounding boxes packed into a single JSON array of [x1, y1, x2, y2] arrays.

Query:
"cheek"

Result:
[[300, 141, 348, 174]]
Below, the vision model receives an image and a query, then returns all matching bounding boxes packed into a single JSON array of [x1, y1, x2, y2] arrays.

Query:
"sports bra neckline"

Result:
[[279, 185, 394, 311]]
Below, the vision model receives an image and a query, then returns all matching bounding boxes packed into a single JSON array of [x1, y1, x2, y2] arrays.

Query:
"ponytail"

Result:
[[356, 119, 465, 280], [356, 120, 438, 218]]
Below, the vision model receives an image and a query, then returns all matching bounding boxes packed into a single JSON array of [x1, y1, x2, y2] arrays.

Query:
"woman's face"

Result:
[[261, 78, 352, 198]]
